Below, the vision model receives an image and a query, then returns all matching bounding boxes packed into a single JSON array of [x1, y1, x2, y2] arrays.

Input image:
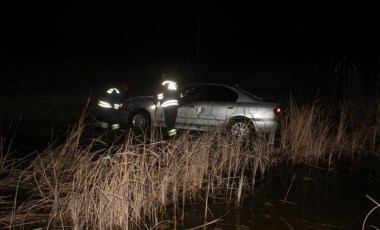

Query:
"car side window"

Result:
[[180, 86, 202, 103], [180, 85, 238, 103], [198, 86, 238, 102]]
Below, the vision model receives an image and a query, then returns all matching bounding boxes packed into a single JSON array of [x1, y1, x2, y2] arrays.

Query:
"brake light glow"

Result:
[[274, 106, 282, 116]]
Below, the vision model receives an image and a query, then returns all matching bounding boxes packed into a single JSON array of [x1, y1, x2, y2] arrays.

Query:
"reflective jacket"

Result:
[[157, 80, 179, 108], [98, 86, 126, 110]]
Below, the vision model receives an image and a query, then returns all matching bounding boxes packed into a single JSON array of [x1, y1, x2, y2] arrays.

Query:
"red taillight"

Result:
[[274, 106, 282, 116]]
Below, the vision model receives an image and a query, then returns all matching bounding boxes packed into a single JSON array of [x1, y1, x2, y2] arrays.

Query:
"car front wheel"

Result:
[[129, 111, 150, 130]]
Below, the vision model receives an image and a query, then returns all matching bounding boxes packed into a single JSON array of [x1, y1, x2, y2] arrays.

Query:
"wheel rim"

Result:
[[231, 121, 250, 137], [132, 114, 147, 128]]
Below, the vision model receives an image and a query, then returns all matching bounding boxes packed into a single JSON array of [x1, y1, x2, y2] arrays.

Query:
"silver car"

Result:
[[119, 83, 282, 136]]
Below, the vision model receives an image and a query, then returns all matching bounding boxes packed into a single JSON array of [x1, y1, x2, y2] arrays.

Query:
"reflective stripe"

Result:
[[98, 100, 112, 108], [157, 93, 164, 100], [113, 103, 121, 109], [107, 88, 120, 94], [161, 99, 178, 107], [101, 122, 109, 128], [111, 123, 120, 130], [168, 129, 177, 136], [162, 80, 178, 91]]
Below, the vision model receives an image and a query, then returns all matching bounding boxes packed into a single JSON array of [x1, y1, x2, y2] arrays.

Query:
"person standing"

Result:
[[97, 82, 131, 130], [157, 73, 179, 139]]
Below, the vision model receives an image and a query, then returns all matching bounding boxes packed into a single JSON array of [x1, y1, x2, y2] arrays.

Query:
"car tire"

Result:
[[129, 110, 151, 131], [227, 118, 254, 138]]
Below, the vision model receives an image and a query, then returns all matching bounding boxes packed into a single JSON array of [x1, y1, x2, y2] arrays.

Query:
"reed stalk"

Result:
[[1, 96, 379, 229]]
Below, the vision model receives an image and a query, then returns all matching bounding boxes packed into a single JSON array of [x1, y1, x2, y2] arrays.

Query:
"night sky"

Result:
[[2, 1, 379, 67], [1, 0, 380, 102]]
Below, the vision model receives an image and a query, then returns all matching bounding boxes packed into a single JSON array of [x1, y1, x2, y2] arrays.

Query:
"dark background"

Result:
[[2, 2, 379, 58], [1, 1, 379, 148], [1, 1, 379, 89]]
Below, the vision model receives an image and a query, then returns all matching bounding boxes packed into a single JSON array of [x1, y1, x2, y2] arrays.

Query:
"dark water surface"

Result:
[[177, 156, 380, 230], [147, 154, 379, 230]]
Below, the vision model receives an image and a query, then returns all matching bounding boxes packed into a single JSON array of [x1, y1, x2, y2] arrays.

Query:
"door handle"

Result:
[[227, 106, 234, 109]]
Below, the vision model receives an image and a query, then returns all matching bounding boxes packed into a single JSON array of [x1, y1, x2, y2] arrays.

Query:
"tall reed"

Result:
[[2, 98, 379, 229], [278, 97, 376, 163]]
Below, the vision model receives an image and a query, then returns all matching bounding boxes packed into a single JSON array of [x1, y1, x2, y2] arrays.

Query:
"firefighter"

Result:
[[97, 82, 131, 130], [157, 73, 179, 139]]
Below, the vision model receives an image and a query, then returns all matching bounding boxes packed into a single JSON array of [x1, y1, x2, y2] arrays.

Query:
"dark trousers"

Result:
[[164, 105, 178, 131], [99, 108, 119, 128]]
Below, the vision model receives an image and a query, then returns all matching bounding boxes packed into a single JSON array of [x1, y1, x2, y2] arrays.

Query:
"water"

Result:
[[168, 155, 380, 229]]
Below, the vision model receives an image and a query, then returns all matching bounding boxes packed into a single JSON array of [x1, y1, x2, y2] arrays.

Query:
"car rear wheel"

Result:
[[228, 118, 253, 138]]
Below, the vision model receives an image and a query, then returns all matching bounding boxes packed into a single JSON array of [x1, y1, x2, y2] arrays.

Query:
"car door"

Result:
[[175, 86, 200, 130], [196, 85, 239, 130], [176, 101, 198, 130], [153, 86, 200, 129]]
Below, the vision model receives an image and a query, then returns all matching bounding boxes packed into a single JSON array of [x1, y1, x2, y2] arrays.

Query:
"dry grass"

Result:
[[1, 115, 23, 172], [279, 97, 380, 163], [0, 97, 379, 229]]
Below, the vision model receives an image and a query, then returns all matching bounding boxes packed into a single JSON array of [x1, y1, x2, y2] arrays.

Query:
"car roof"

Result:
[[182, 82, 263, 102], [184, 82, 241, 92]]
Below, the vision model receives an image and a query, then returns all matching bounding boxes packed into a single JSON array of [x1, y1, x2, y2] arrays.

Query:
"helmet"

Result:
[[161, 73, 169, 80], [122, 82, 130, 91]]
